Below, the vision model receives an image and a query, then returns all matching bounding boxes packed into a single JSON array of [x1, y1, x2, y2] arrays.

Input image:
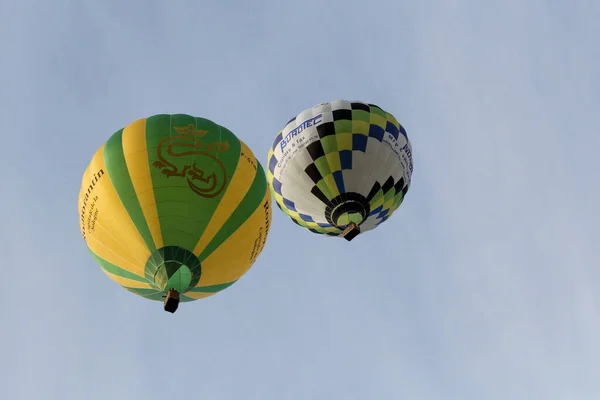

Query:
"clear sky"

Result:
[[1, 0, 599, 399]]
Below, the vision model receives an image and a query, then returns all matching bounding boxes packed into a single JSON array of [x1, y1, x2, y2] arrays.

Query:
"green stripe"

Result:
[[316, 179, 334, 200], [125, 287, 166, 301], [179, 294, 194, 302], [334, 119, 352, 134], [89, 250, 147, 283], [352, 109, 370, 123], [103, 128, 156, 251], [126, 288, 195, 302], [391, 191, 405, 212], [369, 104, 387, 118], [369, 189, 384, 207], [198, 162, 267, 261], [145, 114, 241, 251], [383, 187, 395, 204], [320, 135, 338, 154], [314, 156, 331, 177], [189, 281, 237, 293]]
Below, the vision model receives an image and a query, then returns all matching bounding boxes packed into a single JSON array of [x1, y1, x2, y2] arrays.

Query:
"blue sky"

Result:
[[1, 0, 599, 399]]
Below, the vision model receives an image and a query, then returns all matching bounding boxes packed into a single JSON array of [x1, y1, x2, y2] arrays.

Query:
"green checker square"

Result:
[[316, 179, 334, 200], [392, 192, 405, 211], [383, 188, 395, 203], [333, 119, 352, 134], [322, 173, 340, 197], [370, 189, 384, 208], [320, 135, 339, 154], [351, 109, 370, 123], [314, 156, 331, 177], [369, 105, 387, 118], [337, 211, 364, 226], [370, 114, 387, 129]]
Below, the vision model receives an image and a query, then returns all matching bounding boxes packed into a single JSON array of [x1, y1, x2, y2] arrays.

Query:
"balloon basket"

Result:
[[163, 289, 180, 313], [341, 223, 360, 242]]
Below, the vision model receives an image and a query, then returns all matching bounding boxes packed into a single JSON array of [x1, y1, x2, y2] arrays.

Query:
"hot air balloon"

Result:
[[266, 100, 413, 241], [78, 114, 271, 313]]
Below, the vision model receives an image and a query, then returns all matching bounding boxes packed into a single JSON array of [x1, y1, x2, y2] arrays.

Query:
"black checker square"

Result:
[[351, 102, 370, 112], [332, 109, 352, 121], [382, 176, 395, 194], [393, 177, 405, 195], [316, 121, 336, 138], [306, 140, 325, 161], [310, 186, 330, 205], [304, 163, 322, 184], [366, 181, 382, 203]]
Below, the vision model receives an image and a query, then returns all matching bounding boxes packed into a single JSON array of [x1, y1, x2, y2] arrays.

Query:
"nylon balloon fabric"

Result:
[[266, 100, 413, 240], [78, 114, 271, 304]]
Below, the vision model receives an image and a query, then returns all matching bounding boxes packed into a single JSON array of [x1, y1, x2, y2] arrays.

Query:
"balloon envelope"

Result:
[[266, 100, 413, 240], [79, 114, 271, 308]]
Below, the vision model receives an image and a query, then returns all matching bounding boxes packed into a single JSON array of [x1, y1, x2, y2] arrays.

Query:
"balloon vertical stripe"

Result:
[[198, 188, 271, 288], [103, 128, 156, 252], [191, 140, 258, 256], [81, 144, 151, 272], [121, 117, 164, 250], [197, 162, 267, 262], [144, 114, 243, 252]]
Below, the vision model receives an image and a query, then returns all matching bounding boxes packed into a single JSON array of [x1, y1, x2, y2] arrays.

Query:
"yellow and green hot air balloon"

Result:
[[78, 114, 271, 313]]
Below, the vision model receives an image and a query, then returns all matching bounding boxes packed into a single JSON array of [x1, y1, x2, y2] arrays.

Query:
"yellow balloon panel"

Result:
[[78, 144, 150, 277]]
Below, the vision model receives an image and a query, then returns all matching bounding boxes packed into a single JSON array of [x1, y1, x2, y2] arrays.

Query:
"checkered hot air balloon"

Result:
[[79, 114, 271, 313], [267, 100, 413, 241]]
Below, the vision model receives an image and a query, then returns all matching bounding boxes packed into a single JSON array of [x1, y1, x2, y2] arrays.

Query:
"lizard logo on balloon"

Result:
[[152, 124, 229, 198]]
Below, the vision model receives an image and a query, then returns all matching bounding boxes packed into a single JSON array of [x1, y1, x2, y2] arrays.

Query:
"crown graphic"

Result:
[[173, 124, 208, 137]]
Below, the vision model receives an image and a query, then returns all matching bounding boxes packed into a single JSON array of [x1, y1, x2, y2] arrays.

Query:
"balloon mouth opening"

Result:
[[325, 192, 371, 230], [144, 246, 202, 299], [331, 202, 366, 227]]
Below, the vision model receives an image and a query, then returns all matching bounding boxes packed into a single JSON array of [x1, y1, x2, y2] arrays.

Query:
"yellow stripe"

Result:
[[184, 291, 216, 300], [336, 132, 353, 151], [121, 118, 164, 249], [267, 145, 274, 161], [273, 192, 284, 208], [370, 113, 387, 129], [383, 196, 395, 209], [351, 121, 369, 136], [192, 141, 258, 256], [196, 190, 271, 286], [79, 144, 150, 276], [325, 152, 341, 172], [102, 270, 153, 289], [386, 112, 399, 126], [266, 148, 274, 183], [324, 174, 340, 197], [371, 195, 384, 210]]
